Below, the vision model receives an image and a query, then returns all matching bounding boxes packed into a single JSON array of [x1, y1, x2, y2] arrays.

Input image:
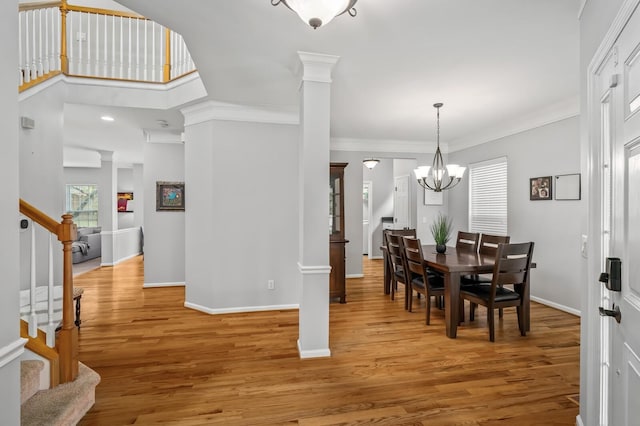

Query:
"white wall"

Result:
[[184, 119, 299, 312], [449, 116, 582, 314], [143, 142, 185, 286], [1, 0, 23, 423], [19, 82, 66, 290]]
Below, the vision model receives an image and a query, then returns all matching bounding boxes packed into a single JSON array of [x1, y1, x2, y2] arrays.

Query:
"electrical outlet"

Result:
[[267, 280, 275, 290]]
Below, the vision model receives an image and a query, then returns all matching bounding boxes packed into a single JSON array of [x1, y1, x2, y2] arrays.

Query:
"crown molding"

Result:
[[330, 138, 442, 154], [181, 100, 299, 127], [143, 129, 184, 144], [448, 96, 580, 152], [578, 0, 588, 20]]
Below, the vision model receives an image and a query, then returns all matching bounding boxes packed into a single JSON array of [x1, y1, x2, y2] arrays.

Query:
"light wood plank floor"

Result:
[[76, 256, 579, 425]]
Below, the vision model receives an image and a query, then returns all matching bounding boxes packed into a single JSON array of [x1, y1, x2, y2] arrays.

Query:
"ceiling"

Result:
[[65, 0, 580, 166]]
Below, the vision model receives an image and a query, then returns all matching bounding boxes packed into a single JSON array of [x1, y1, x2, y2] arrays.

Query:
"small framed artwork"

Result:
[[530, 176, 552, 200], [424, 188, 444, 205], [117, 192, 134, 212], [156, 181, 185, 211], [555, 173, 581, 200]]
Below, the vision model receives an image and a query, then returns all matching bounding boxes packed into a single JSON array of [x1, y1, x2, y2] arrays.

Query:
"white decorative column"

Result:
[[297, 51, 339, 358], [98, 150, 117, 265]]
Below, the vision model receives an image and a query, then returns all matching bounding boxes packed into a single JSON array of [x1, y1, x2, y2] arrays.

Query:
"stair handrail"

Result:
[[19, 198, 78, 384]]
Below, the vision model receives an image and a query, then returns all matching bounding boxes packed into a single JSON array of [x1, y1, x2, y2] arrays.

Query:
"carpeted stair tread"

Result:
[[21, 362, 100, 426], [21, 360, 44, 405]]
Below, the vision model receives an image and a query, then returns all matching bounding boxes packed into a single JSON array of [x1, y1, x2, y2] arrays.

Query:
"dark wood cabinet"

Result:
[[330, 162, 348, 303]]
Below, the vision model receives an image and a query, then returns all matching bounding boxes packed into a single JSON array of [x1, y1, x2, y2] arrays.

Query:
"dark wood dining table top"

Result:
[[421, 245, 496, 274]]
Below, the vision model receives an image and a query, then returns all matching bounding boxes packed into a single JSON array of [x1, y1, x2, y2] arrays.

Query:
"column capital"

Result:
[[97, 150, 115, 162], [298, 51, 340, 84]]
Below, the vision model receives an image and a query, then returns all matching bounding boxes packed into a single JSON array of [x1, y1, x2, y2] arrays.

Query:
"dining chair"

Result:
[[462, 233, 511, 317], [459, 241, 535, 341], [456, 231, 480, 252], [386, 233, 412, 308], [402, 237, 444, 325]]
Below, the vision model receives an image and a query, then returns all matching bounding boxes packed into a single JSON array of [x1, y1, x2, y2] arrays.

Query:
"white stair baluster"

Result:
[[46, 234, 56, 348], [28, 226, 38, 338], [111, 14, 115, 77], [119, 16, 123, 79], [103, 14, 107, 77], [31, 11, 37, 80], [19, 12, 23, 86], [143, 19, 147, 81], [87, 12, 91, 76], [43, 8, 50, 74], [24, 11, 30, 83]]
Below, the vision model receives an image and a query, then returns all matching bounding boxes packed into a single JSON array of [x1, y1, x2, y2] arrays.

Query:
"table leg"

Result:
[[444, 271, 461, 338]]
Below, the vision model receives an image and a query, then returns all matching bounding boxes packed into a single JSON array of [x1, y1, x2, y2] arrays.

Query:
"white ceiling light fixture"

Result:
[[363, 158, 380, 169], [271, 0, 357, 29], [101, 115, 115, 122], [414, 103, 466, 192]]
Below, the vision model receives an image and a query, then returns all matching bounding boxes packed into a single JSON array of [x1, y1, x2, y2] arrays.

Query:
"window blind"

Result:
[[468, 157, 508, 235]]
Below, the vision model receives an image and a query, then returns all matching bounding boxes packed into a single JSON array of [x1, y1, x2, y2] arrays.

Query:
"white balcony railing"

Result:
[[19, 1, 196, 92]]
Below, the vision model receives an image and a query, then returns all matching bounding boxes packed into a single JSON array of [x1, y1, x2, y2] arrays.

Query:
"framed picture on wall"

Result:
[[424, 188, 444, 205], [530, 176, 552, 200], [156, 181, 185, 211]]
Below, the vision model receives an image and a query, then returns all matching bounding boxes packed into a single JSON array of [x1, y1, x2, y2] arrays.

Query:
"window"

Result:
[[66, 184, 99, 227], [468, 157, 507, 235]]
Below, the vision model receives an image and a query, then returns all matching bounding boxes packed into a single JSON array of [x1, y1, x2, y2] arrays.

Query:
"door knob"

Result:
[[599, 304, 622, 324]]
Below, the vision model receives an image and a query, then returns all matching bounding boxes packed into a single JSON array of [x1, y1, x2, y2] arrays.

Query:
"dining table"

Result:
[[421, 245, 532, 339]]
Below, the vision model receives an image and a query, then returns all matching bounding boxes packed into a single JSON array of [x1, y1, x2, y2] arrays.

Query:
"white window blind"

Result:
[[468, 157, 507, 235]]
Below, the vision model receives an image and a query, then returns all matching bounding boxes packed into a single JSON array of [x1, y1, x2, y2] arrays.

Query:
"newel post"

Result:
[[60, 0, 69, 74], [163, 28, 171, 82], [57, 213, 78, 383]]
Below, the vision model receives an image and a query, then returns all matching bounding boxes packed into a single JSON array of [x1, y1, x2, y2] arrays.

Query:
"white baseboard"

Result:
[[0, 338, 28, 368], [531, 296, 581, 316], [101, 252, 141, 267], [184, 301, 299, 315], [143, 282, 185, 288], [297, 339, 331, 359], [576, 414, 584, 426], [369, 256, 383, 260], [346, 274, 364, 279]]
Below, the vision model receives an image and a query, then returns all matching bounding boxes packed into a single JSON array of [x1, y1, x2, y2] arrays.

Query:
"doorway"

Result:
[[363, 181, 372, 257]]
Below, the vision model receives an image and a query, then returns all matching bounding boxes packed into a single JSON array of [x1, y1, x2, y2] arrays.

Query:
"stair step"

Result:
[[21, 363, 101, 426], [21, 360, 45, 405]]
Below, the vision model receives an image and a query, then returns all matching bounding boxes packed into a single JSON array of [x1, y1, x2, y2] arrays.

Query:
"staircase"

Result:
[[19, 198, 100, 425], [21, 360, 100, 426]]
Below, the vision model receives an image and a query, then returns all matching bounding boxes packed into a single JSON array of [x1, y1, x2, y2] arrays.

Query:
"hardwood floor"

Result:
[[76, 256, 580, 425]]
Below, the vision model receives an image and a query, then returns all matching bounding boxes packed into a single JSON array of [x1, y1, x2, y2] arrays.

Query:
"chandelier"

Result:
[[271, 0, 357, 29], [414, 103, 466, 192]]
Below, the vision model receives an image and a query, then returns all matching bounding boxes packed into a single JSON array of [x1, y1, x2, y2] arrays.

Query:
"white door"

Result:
[[601, 5, 640, 424], [393, 175, 409, 229], [363, 181, 372, 255]]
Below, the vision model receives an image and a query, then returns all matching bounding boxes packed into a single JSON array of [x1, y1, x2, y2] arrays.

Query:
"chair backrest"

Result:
[[386, 233, 408, 282], [456, 231, 480, 252], [383, 228, 416, 248], [490, 242, 535, 295], [478, 234, 511, 257], [402, 237, 426, 278]]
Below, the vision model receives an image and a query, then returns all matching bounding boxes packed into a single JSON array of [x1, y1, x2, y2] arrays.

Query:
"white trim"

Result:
[[65, 71, 201, 91], [576, 414, 584, 426], [101, 252, 141, 267], [185, 301, 298, 315], [331, 138, 439, 154], [578, 0, 588, 20], [531, 296, 581, 317], [0, 338, 28, 368], [297, 339, 331, 359], [346, 274, 364, 279], [450, 98, 580, 152], [181, 99, 299, 127], [18, 74, 64, 101], [297, 263, 332, 275], [368, 255, 384, 260], [297, 51, 340, 83], [143, 281, 185, 288]]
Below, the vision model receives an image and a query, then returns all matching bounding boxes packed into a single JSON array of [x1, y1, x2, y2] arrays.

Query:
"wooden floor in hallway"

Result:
[[76, 255, 580, 425]]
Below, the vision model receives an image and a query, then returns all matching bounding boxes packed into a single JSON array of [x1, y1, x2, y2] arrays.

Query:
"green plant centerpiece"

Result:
[[430, 213, 452, 254]]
